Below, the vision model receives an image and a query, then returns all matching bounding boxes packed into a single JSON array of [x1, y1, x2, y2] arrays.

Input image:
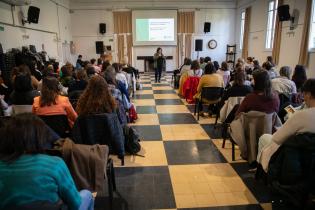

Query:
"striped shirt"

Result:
[[0, 154, 81, 210]]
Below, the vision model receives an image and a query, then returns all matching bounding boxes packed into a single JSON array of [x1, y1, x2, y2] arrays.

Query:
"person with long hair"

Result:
[[292, 65, 307, 91], [0, 113, 94, 210], [179, 58, 192, 75], [153, 47, 166, 83], [222, 68, 253, 102], [188, 60, 203, 77], [257, 79, 315, 171], [11, 64, 39, 92], [10, 65, 40, 105], [236, 70, 280, 116], [217, 61, 231, 87], [76, 76, 116, 116], [32, 76, 77, 127], [68, 69, 88, 93]]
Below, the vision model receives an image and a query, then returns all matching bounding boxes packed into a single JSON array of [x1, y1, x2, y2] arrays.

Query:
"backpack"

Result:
[[123, 125, 144, 156]]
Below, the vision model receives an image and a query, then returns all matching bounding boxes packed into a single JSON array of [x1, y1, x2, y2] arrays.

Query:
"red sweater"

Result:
[[236, 92, 280, 116]]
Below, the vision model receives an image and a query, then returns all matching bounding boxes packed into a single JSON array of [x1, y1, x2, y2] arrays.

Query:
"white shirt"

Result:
[[116, 72, 128, 89], [272, 77, 297, 96], [188, 69, 203, 77]]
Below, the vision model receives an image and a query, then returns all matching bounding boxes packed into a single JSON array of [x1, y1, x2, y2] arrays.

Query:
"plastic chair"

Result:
[[39, 115, 71, 138], [194, 87, 224, 121]]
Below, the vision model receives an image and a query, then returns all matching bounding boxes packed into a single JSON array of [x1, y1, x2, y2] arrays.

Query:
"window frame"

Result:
[[309, 0, 315, 51], [265, 0, 278, 50], [240, 10, 246, 50]]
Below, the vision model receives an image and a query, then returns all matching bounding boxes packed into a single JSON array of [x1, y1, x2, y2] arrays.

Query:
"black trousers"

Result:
[[155, 67, 162, 82]]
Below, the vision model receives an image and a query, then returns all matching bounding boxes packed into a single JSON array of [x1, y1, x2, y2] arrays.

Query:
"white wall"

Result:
[[70, 9, 114, 61], [235, 0, 315, 78], [70, 0, 236, 72], [192, 8, 236, 63], [0, 0, 72, 64]]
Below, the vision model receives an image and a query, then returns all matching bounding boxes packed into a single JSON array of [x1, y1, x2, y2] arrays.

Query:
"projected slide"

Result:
[[136, 18, 175, 42]]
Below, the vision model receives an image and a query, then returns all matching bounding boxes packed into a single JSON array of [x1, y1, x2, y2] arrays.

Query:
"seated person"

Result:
[[179, 58, 192, 75], [188, 60, 203, 77], [217, 61, 231, 87], [60, 63, 75, 88], [0, 76, 10, 103], [257, 79, 315, 171], [262, 61, 278, 80], [90, 58, 101, 74], [10, 66, 40, 105], [38, 65, 68, 96], [0, 113, 94, 210], [76, 76, 116, 116], [68, 70, 88, 93], [292, 65, 307, 92], [105, 66, 130, 103], [32, 77, 78, 127], [271, 66, 297, 97], [236, 70, 280, 116], [113, 63, 128, 90], [11, 65, 39, 90], [213, 61, 220, 71], [194, 62, 224, 115], [244, 57, 254, 74], [222, 68, 253, 102]]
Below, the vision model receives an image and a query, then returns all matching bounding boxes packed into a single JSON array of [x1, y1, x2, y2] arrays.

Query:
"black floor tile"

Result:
[[158, 113, 197, 124], [114, 166, 176, 210], [164, 140, 226, 165], [134, 106, 157, 114], [178, 204, 263, 210], [140, 82, 151, 84], [153, 90, 176, 94], [131, 125, 162, 141], [155, 99, 183, 105], [133, 94, 154, 99], [201, 124, 223, 139], [141, 87, 152, 90], [186, 104, 196, 113], [152, 83, 170, 86], [231, 162, 273, 203]]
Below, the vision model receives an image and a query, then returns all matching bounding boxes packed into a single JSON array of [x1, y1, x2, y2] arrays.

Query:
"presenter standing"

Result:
[[153, 47, 166, 83]]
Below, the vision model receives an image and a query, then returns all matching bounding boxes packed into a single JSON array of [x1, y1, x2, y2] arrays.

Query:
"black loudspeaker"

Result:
[[27, 6, 40, 24], [95, 41, 104, 54], [195, 39, 203, 51], [99, 23, 106, 34], [278, 5, 291, 21], [204, 22, 211, 33]]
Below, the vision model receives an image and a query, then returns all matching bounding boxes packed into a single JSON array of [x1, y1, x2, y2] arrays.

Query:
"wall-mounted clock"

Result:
[[208, 39, 217, 49]]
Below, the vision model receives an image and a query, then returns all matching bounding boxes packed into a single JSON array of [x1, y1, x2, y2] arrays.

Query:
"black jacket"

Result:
[[268, 133, 315, 196], [72, 113, 125, 158]]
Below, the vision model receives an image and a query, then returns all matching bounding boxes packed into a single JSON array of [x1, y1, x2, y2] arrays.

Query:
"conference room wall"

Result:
[[71, 9, 114, 61], [0, 0, 72, 64], [192, 8, 236, 63], [235, 0, 315, 78]]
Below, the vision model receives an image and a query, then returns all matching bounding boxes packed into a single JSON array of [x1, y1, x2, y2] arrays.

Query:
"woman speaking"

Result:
[[153, 47, 166, 83]]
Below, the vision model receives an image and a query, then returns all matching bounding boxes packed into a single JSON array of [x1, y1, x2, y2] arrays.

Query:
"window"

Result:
[[240, 11, 246, 50], [265, 0, 278, 49], [309, 0, 315, 49]]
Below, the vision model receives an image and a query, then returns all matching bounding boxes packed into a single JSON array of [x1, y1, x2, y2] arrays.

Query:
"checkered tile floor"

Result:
[[99, 73, 276, 210]]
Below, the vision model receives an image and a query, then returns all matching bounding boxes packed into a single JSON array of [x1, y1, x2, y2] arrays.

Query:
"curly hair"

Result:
[[76, 75, 116, 115]]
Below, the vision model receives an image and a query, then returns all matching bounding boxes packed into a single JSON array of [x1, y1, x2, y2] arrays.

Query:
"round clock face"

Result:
[[208, 39, 217, 49]]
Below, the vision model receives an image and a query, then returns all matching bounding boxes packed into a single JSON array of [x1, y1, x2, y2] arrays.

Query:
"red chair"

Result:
[[183, 76, 200, 104]]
